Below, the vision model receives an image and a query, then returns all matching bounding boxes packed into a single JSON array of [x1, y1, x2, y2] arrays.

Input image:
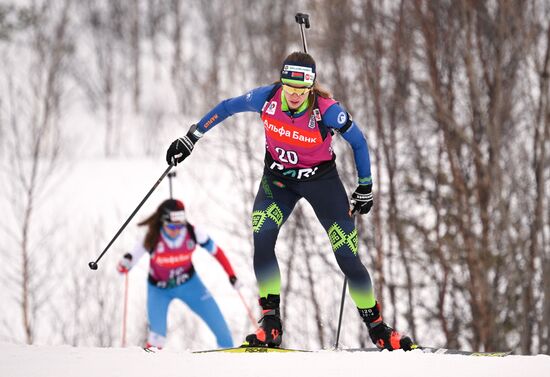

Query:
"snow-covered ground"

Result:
[[1, 342, 549, 377]]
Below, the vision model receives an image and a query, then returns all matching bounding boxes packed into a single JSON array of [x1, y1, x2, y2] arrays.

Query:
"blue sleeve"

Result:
[[323, 103, 373, 185], [196, 84, 276, 133]]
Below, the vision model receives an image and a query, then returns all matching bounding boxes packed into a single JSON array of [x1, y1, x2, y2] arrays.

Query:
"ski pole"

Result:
[[235, 287, 258, 328], [121, 272, 129, 347], [295, 12, 310, 53], [334, 209, 359, 348], [167, 171, 176, 199], [88, 164, 174, 270], [335, 277, 347, 349]]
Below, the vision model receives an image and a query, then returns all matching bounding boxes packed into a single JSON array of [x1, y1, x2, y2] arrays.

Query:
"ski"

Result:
[[345, 346, 511, 357], [417, 346, 512, 357], [193, 344, 511, 356], [193, 344, 310, 353]]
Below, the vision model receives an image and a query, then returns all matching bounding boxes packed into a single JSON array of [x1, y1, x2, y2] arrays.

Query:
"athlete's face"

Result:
[[163, 221, 184, 237], [282, 84, 311, 110]]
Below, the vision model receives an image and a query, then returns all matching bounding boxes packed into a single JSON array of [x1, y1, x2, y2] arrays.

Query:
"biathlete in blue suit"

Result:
[[165, 52, 413, 351], [117, 199, 236, 349]]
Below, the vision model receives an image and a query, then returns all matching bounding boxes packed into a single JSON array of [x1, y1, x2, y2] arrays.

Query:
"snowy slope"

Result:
[[1, 342, 549, 377]]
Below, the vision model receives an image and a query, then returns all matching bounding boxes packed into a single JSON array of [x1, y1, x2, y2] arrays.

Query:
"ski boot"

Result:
[[143, 342, 162, 353], [358, 301, 414, 351], [245, 294, 283, 347], [144, 331, 165, 352]]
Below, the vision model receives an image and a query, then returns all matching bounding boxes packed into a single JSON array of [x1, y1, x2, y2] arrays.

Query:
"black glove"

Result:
[[166, 125, 201, 166], [229, 275, 242, 289], [351, 184, 373, 215]]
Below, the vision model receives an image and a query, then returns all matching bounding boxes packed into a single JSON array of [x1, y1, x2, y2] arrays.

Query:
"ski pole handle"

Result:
[[295, 13, 310, 28]]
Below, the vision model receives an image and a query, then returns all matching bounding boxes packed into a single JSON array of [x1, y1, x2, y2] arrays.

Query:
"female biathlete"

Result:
[[165, 52, 413, 351]]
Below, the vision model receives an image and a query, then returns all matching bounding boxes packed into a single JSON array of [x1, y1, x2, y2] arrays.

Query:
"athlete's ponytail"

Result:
[[137, 205, 164, 252]]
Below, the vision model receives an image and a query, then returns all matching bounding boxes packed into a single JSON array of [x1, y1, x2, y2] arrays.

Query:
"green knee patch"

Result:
[[328, 223, 358, 255], [252, 203, 283, 233]]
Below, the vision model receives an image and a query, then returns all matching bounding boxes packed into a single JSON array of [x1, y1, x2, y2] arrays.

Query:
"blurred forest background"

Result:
[[0, 0, 548, 355]]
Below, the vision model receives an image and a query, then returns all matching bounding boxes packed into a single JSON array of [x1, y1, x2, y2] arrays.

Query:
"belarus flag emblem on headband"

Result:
[[281, 64, 315, 86]]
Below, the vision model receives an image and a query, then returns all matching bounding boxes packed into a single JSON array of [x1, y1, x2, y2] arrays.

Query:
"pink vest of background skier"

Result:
[[148, 230, 195, 283]]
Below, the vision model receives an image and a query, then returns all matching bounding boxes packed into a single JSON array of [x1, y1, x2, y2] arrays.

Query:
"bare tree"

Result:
[[527, 11, 550, 355], [0, 0, 73, 344], [130, 0, 142, 113]]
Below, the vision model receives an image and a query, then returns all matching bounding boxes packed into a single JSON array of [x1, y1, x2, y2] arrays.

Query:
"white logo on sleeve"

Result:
[[337, 112, 347, 125]]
